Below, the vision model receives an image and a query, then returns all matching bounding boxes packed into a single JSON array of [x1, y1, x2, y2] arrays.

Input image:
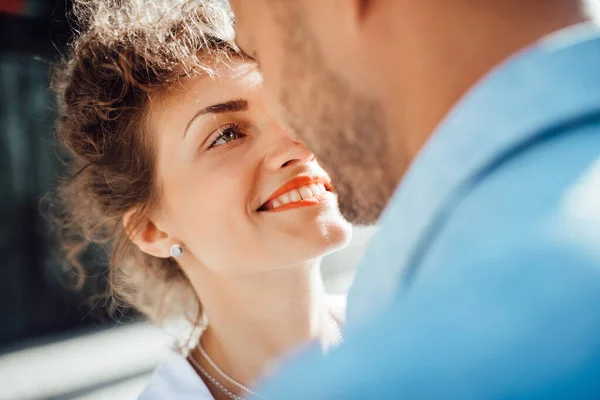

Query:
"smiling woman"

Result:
[[51, 0, 351, 399]]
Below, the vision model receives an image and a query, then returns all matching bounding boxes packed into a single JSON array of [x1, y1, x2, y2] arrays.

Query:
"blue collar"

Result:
[[348, 22, 600, 325]]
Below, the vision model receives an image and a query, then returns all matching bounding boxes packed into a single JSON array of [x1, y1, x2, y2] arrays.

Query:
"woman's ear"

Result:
[[122, 208, 171, 258]]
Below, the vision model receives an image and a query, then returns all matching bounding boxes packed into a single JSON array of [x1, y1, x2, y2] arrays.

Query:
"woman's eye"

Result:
[[209, 126, 244, 148]]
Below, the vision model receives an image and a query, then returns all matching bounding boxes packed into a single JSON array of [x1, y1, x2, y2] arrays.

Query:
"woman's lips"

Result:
[[263, 193, 330, 212], [258, 176, 331, 212]]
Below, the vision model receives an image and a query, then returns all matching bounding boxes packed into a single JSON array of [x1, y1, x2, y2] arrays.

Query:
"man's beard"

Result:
[[277, 14, 396, 225]]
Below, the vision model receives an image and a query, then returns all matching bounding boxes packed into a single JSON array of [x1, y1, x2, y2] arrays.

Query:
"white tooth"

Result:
[[317, 184, 326, 195], [289, 189, 302, 202], [271, 199, 282, 209], [279, 193, 291, 205], [309, 184, 321, 196], [299, 186, 313, 200]]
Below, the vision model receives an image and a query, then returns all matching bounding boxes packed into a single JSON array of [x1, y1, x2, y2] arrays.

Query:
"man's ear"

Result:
[[122, 208, 171, 259]]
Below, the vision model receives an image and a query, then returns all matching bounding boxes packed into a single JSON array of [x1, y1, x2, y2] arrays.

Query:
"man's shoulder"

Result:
[[376, 117, 600, 301], [413, 122, 600, 312], [424, 120, 600, 265]]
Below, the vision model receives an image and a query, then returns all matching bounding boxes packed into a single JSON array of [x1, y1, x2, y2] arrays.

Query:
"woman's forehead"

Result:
[[158, 60, 262, 108]]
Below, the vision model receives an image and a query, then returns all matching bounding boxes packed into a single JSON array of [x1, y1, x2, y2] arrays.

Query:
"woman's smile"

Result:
[[258, 175, 333, 212]]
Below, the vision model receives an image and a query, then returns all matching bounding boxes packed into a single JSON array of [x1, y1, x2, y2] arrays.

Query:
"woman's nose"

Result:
[[264, 124, 314, 170]]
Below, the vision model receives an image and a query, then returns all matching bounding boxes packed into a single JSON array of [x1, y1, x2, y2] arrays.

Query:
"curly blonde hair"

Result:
[[52, 0, 238, 329]]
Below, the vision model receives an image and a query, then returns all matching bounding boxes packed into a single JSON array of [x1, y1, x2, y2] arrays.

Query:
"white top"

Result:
[[138, 351, 214, 399], [138, 295, 346, 400]]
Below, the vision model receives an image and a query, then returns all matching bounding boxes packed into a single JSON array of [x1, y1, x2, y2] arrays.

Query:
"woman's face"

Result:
[[147, 59, 352, 273]]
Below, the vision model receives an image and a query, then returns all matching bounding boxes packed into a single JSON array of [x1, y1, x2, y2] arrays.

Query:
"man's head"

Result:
[[230, 0, 586, 225]]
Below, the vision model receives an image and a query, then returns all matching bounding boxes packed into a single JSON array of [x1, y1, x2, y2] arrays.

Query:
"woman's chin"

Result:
[[294, 218, 353, 261], [321, 218, 353, 254], [249, 221, 350, 271]]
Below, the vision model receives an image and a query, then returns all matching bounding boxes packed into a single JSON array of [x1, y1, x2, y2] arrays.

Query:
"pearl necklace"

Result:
[[196, 343, 261, 398], [188, 355, 245, 400], [189, 320, 343, 399]]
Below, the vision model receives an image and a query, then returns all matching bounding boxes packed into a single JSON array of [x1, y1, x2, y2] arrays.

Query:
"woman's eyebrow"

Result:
[[183, 99, 248, 138]]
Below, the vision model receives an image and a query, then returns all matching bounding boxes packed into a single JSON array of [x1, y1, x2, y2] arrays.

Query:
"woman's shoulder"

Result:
[[138, 351, 213, 400], [327, 293, 347, 324]]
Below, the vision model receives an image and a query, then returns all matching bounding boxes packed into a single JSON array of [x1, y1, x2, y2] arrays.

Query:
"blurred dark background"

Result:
[[0, 0, 117, 350]]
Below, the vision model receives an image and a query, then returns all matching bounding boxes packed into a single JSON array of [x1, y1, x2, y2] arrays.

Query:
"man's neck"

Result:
[[377, 1, 587, 183], [187, 260, 339, 393]]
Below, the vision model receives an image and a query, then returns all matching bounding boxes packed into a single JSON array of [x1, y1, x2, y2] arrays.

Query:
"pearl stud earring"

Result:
[[169, 244, 184, 258]]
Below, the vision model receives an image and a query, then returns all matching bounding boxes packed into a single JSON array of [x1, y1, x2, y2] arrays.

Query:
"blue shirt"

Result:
[[259, 22, 600, 399]]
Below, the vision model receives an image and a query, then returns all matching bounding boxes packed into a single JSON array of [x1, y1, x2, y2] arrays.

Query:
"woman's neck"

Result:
[[186, 260, 340, 396]]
